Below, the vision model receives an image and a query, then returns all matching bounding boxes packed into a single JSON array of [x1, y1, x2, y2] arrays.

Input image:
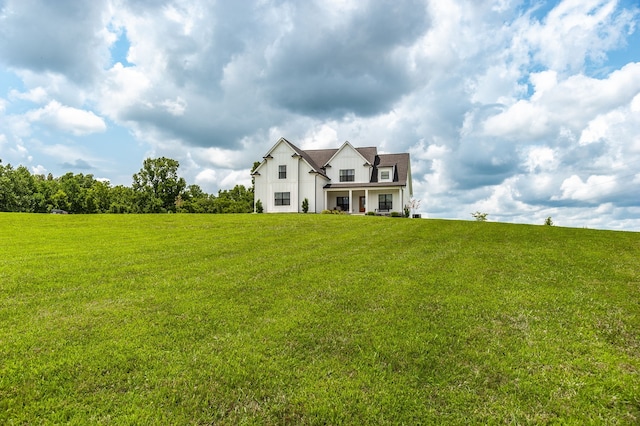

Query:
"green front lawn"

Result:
[[1, 213, 638, 424]]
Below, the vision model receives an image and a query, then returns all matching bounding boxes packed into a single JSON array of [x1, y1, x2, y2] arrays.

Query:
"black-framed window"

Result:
[[278, 165, 286, 179], [379, 194, 392, 210], [275, 192, 290, 206], [339, 169, 355, 182], [336, 196, 349, 211], [380, 171, 390, 180]]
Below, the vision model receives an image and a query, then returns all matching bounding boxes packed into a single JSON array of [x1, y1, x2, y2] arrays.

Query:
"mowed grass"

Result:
[[0, 213, 639, 424]]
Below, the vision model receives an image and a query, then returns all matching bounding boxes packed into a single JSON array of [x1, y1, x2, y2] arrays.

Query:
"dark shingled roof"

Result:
[[324, 182, 406, 189], [269, 138, 411, 188], [304, 149, 336, 170], [302, 146, 377, 169], [279, 139, 329, 178], [355, 147, 377, 165], [378, 153, 411, 186]]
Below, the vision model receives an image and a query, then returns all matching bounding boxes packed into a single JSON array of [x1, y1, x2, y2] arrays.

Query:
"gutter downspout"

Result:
[[297, 156, 300, 213]]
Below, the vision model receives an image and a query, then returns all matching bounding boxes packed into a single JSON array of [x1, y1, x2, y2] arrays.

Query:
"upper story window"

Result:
[[278, 165, 286, 179], [339, 169, 355, 182], [380, 171, 390, 180]]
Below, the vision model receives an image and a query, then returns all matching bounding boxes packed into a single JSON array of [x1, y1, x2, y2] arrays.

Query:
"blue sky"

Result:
[[1, 0, 639, 230]]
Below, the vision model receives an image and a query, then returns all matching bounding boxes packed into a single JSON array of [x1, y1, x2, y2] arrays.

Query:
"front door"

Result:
[[359, 196, 366, 213]]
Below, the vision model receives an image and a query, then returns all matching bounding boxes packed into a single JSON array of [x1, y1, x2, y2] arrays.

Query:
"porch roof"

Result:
[[324, 182, 406, 189]]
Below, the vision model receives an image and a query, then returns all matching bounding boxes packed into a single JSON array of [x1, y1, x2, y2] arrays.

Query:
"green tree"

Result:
[[250, 161, 261, 191], [0, 161, 17, 211], [58, 173, 84, 213], [89, 180, 112, 213], [33, 175, 59, 212], [132, 157, 186, 213], [0, 163, 37, 212], [177, 184, 216, 213], [213, 185, 253, 213], [109, 185, 136, 213], [51, 189, 70, 212]]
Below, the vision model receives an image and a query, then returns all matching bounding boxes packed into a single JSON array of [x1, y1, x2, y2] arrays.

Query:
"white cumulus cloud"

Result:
[[26, 101, 106, 136]]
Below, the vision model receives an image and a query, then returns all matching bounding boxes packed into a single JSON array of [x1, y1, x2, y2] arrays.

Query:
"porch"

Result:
[[323, 187, 404, 215]]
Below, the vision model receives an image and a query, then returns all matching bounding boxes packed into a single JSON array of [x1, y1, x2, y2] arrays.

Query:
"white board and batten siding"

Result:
[[268, 141, 298, 212], [365, 189, 394, 212], [254, 140, 323, 213], [312, 174, 329, 213], [325, 144, 370, 184]]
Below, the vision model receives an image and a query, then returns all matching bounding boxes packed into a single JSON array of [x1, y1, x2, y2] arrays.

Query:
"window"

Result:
[[379, 194, 392, 210], [336, 196, 349, 211], [278, 165, 286, 179], [275, 192, 290, 206], [339, 169, 355, 182], [380, 171, 390, 180]]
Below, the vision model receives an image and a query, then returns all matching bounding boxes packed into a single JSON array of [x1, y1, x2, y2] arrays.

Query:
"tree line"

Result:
[[0, 157, 256, 214]]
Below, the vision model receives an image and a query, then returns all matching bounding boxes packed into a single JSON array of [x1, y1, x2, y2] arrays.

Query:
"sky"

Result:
[[1, 0, 639, 230]]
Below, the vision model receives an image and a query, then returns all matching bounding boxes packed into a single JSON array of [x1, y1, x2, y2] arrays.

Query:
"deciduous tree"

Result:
[[132, 157, 186, 213]]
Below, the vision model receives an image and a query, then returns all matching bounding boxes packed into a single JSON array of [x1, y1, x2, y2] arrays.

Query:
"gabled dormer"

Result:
[[378, 166, 394, 182]]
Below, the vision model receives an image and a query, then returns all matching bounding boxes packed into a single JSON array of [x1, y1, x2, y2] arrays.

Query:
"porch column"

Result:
[[348, 189, 353, 213], [324, 190, 328, 211], [365, 189, 369, 213]]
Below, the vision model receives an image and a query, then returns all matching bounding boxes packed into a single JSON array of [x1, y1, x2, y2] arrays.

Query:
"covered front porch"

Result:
[[323, 187, 405, 214]]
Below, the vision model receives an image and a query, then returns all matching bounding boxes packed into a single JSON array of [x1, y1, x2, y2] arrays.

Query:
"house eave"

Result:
[[324, 182, 407, 189]]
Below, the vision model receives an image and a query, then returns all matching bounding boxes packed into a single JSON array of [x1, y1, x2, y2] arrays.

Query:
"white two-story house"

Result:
[[252, 137, 412, 214]]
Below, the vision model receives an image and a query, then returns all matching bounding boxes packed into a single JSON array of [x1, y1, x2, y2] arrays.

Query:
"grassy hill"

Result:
[[1, 213, 638, 424]]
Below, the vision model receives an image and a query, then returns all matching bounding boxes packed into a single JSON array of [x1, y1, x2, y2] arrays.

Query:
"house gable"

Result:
[[323, 141, 373, 183], [253, 137, 326, 178], [253, 137, 330, 213]]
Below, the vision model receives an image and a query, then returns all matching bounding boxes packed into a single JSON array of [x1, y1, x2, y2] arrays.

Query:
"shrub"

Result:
[[366, 211, 376, 216], [255, 199, 263, 213], [302, 198, 309, 213], [471, 211, 488, 221], [322, 209, 346, 215], [390, 211, 402, 217], [545, 216, 554, 226]]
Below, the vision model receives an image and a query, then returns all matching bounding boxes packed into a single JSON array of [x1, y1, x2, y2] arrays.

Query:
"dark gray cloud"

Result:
[[160, 2, 255, 91], [263, 0, 429, 117], [61, 158, 93, 170]]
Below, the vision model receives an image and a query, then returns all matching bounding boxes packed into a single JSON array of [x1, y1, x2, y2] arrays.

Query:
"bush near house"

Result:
[[1, 214, 638, 424], [472, 211, 489, 221], [321, 209, 346, 214]]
